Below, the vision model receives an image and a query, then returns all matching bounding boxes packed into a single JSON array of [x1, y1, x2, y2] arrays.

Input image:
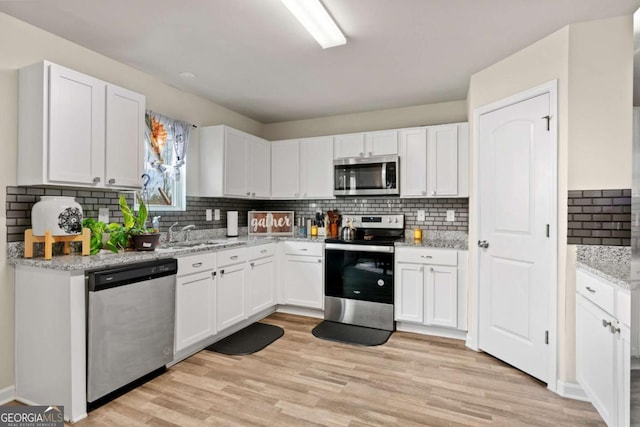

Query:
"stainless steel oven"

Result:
[[324, 214, 404, 331], [334, 155, 399, 196]]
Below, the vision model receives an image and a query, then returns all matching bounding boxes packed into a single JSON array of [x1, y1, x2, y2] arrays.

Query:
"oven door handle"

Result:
[[325, 243, 394, 253]]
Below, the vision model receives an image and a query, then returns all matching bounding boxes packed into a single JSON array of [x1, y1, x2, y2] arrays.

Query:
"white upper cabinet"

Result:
[[271, 139, 301, 199], [300, 136, 334, 199], [399, 127, 428, 197], [272, 136, 334, 200], [399, 123, 469, 198], [334, 130, 398, 159], [199, 125, 271, 199], [18, 61, 145, 189], [333, 133, 365, 158], [105, 85, 145, 188]]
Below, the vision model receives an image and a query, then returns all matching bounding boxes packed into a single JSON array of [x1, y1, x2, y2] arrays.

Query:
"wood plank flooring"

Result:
[[73, 313, 602, 426]]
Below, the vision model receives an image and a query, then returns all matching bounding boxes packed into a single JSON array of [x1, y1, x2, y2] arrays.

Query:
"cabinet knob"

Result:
[[108, 178, 116, 184], [246, 192, 251, 196], [252, 192, 256, 196], [317, 259, 322, 263], [220, 269, 225, 275], [93, 177, 101, 183], [368, 152, 372, 156], [422, 191, 427, 196], [359, 152, 364, 157], [431, 190, 436, 196], [602, 319, 612, 328], [250, 262, 255, 268], [211, 271, 216, 278], [430, 267, 434, 272]]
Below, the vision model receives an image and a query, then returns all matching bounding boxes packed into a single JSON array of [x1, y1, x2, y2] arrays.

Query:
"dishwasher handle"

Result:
[[88, 258, 178, 292]]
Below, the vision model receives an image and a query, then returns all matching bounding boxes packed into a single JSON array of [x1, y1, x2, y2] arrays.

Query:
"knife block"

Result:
[[24, 228, 91, 260]]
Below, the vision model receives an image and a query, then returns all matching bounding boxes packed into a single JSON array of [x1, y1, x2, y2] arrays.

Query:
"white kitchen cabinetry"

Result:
[[334, 130, 398, 159], [18, 61, 144, 189], [247, 244, 276, 315], [576, 269, 630, 427], [199, 125, 271, 199], [395, 247, 467, 332], [281, 241, 324, 309], [175, 253, 217, 353], [271, 137, 334, 199], [216, 247, 248, 331], [399, 123, 469, 198]]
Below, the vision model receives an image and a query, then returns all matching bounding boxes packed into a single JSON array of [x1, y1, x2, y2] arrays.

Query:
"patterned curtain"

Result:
[[143, 111, 192, 205]]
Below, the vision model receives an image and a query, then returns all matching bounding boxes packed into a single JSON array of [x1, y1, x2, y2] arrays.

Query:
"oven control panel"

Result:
[[341, 214, 404, 229]]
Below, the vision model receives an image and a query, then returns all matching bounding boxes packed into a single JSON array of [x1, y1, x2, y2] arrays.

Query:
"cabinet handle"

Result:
[[421, 255, 432, 259], [192, 262, 202, 268], [93, 177, 101, 183], [300, 248, 308, 251], [108, 178, 116, 184], [602, 319, 612, 328], [585, 286, 596, 293], [230, 255, 238, 260], [260, 249, 267, 254]]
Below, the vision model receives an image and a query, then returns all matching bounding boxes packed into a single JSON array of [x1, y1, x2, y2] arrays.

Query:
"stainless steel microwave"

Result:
[[333, 155, 399, 196]]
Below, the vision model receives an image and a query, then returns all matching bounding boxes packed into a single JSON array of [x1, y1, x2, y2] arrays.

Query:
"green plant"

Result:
[[81, 218, 107, 255], [104, 195, 156, 253]]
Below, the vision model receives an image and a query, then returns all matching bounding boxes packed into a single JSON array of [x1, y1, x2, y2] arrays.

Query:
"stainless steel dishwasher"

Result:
[[86, 258, 178, 405]]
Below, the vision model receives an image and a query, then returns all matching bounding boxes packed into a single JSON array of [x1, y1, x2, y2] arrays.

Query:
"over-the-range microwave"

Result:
[[333, 155, 399, 196]]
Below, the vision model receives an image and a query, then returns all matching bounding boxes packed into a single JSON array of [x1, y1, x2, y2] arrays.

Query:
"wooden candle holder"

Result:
[[24, 228, 91, 260]]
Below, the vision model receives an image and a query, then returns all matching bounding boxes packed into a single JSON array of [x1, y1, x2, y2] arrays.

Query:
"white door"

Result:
[[271, 140, 301, 198], [175, 271, 216, 352], [301, 136, 334, 198], [105, 84, 145, 189], [478, 92, 552, 383], [48, 64, 105, 185]]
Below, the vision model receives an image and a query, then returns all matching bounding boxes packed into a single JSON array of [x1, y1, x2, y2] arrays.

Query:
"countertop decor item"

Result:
[[24, 228, 90, 260], [105, 195, 159, 252], [31, 196, 83, 236]]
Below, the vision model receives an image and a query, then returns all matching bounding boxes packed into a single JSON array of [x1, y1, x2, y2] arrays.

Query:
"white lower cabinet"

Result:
[[216, 249, 248, 331], [175, 253, 216, 353], [395, 247, 467, 331], [247, 244, 276, 315], [281, 241, 324, 309], [576, 269, 630, 427]]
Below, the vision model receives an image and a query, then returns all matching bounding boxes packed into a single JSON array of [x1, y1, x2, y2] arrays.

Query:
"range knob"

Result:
[[387, 218, 392, 223]]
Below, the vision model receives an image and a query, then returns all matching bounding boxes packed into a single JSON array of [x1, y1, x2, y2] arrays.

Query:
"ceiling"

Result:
[[1, 0, 638, 123]]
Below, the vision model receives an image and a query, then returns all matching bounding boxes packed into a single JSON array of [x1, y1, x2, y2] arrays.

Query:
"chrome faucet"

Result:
[[181, 224, 196, 242], [168, 222, 179, 243]]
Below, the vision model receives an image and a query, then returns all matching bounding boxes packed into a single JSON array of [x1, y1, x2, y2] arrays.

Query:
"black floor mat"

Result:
[[312, 320, 392, 346], [206, 322, 284, 355]]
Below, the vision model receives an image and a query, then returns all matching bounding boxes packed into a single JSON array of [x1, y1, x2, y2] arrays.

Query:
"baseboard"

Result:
[[396, 322, 467, 341], [556, 380, 589, 402], [276, 305, 324, 319], [0, 385, 16, 405]]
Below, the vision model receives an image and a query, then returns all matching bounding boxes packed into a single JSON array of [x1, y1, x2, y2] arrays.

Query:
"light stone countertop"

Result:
[[576, 245, 632, 291], [396, 238, 468, 250]]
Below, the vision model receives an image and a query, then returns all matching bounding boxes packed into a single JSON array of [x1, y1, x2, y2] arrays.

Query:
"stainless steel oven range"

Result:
[[324, 214, 404, 331]]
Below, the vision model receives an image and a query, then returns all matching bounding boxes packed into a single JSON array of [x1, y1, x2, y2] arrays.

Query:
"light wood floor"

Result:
[[69, 313, 601, 426]]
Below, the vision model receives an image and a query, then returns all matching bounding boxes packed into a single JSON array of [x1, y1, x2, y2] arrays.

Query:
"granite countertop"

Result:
[[576, 245, 632, 290], [396, 238, 468, 250], [8, 234, 326, 272]]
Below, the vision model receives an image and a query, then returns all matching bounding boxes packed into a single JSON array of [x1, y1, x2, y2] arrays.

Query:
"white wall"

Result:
[[0, 11, 263, 393], [467, 15, 632, 385], [262, 100, 467, 140]]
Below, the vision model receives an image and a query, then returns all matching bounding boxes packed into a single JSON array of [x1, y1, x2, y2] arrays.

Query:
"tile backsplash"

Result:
[[5, 186, 468, 242], [567, 189, 631, 246]]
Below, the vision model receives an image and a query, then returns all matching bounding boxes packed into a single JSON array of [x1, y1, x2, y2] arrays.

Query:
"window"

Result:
[[136, 111, 192, 211]]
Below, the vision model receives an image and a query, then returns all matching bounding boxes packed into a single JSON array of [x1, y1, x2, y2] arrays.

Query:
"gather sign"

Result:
[[248, 211, 294, 236]]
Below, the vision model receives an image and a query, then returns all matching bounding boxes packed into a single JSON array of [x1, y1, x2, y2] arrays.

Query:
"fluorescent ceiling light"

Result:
[[281, 0, 346, 49]]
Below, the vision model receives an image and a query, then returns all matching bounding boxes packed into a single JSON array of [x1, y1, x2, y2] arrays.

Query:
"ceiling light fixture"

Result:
[[281, 0, 346, 49]]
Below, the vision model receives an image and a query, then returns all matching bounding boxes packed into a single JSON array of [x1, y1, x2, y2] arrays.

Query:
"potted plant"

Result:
[[102, 195, 159, 252]]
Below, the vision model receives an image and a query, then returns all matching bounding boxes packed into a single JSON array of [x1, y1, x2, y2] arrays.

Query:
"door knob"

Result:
[[477, 240, 489, 249]]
